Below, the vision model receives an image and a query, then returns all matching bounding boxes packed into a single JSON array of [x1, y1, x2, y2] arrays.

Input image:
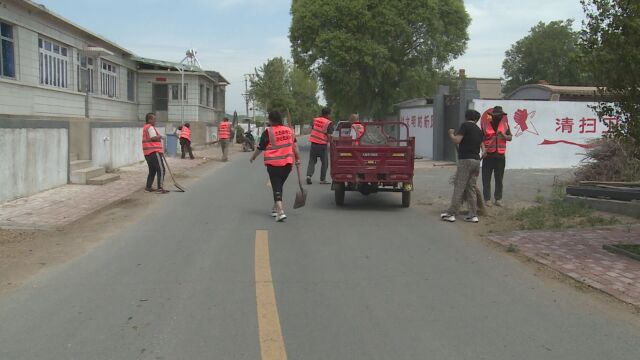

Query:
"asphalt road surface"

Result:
[[1, 144, 640, 360]]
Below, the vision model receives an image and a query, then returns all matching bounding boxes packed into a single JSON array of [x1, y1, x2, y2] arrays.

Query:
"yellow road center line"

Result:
[[255, 230, 288, 360]]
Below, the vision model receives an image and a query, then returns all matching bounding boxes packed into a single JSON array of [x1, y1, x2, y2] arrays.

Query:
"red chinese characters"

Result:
[[579, 118, 597, 134], [555, 118, 574, 133]]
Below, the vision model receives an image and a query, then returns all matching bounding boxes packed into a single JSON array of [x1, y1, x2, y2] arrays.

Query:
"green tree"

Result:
[[581, 0, 640, 153], [250, 57, 293, 113], [290, 0, 469, 118], [250, 57, 320, 125], [502, 20, 592, 93], [289, 66, 321, 125]]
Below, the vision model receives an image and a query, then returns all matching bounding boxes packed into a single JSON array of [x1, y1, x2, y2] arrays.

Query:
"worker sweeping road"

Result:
[[250, 111, 301, 222], [142, 113, 169, 194], [306, 107, 334, 185], [178, 123, 195, 160]]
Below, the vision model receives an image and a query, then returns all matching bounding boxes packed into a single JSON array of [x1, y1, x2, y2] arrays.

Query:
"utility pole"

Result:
[[243, 74, 252, 117]]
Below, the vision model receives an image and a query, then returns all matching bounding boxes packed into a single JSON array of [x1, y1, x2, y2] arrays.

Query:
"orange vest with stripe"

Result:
[[179, 126, 191, 141], [142, 124, 163, 156], [218, 122, 231, 140], [264, 125, 295, 167], [310, 117, 331, 145], [352, 123, 365, 137], [482, 115, 508, 155]]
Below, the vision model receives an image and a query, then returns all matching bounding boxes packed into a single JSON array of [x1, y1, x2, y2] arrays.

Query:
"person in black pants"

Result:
[[142, 113, 168, 193], [481, 106, 512, 207], [306, 107, 334, 185], [250, 111, 301, 222]]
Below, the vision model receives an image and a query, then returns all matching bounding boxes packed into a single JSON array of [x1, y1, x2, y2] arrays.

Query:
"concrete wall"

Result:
[[91, 126, 144, 170], [0, 125, 68, 203], [472, 100, 609, 169], [399, 106, 435, 159]]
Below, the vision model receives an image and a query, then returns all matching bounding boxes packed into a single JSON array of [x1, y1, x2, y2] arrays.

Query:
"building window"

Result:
[[199, 84, 204, 105], [77, 54, 95, 93], [127, 69, 135, 101], [1, 21, 15, 78], [100, 60, 117, 98], [39, 37, 69, 88], [171, 84, 187, 101], [206, 87, 211, 107]]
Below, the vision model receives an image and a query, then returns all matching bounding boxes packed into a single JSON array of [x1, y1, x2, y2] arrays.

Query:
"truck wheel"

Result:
[[402, 191, 411, 208], [335, 183, 345, 206]]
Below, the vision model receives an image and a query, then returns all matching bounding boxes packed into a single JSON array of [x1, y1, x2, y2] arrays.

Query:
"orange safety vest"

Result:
[[142, 124, 164, 156], [218, 122, 231, 140], [352, 123, 365, 138], [309, 117, 331, 145], [179, 126, 191, 141], [482, 115, 508, 155], [264, 125, 295, 167]]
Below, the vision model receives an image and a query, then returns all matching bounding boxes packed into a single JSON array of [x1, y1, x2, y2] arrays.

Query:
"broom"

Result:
[[293, 162, 307, 209], [161, 154, 186, 192]]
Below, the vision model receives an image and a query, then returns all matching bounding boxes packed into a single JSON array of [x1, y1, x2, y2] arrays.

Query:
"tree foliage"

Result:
[[581, 0, 640, 153], [249, 57, 320, 125], [502, 20, 593, 93], [289, 0, 469, 118]]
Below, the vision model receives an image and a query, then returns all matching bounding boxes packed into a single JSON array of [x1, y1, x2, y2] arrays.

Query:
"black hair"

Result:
[[145, 113, 156, 123], [184, 123, 190, 128], [321, 107, 332, 117], [465, 109, 481, 121], [268, 111, 283, 125], [223, 117, 229, 121]]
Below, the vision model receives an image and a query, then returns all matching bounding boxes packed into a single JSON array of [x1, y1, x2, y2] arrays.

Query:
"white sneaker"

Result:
[[271, 207, 278, 217], [464, 216, 479, 223], [494, 200, 503, 207], [276, 213, 287, 222], [441, 214, 456, 222]]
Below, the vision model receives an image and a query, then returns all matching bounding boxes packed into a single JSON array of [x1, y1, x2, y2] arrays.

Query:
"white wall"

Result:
[[399, 106, 434, 159], [472, 100, 609, 169], [91, 127, 144, 170], [0, 128, 68, 203]]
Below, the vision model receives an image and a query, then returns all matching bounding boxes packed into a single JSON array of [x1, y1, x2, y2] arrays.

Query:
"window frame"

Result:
[[100, 59, 118, 98], [1, 20, 16, 79], [38, 36, 70, 89], [76, 53, 95, 93], [126, 68, 135, 102], [171, 83, 188, 102], [206, 86, 211, 107]]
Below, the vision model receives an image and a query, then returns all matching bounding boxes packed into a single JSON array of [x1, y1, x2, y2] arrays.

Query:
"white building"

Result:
[[0, 0, 228, 202]]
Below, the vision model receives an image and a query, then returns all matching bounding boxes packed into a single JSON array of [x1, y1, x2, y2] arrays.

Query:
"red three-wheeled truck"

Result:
[[329, 121, 416, 207]]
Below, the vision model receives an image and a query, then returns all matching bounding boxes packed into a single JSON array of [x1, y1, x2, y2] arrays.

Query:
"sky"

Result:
[[38, 0, 586, 115]]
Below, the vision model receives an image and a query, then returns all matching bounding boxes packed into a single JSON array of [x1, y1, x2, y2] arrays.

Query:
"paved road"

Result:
[[1, 146, 640, 359]]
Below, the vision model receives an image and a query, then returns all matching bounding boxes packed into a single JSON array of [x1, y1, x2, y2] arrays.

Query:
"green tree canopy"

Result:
[[249, 57, 320, 125], [289, 0, 469, 118], [581, 0, 640, 152], [502, 20, 593, 94]]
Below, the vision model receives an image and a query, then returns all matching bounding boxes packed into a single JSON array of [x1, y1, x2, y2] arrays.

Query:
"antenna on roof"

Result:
[[180, 49, 202, 69]]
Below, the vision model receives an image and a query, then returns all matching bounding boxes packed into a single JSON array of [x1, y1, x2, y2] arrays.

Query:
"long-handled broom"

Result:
[[161, 154, 186, 192]]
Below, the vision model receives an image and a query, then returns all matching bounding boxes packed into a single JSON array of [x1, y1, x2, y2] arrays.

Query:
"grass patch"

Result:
[[513, 198, 621, 230], [614, 245, 640, 256]]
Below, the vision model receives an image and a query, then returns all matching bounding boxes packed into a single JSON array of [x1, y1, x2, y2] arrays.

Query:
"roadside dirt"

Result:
[[0, 157, 225, 295]]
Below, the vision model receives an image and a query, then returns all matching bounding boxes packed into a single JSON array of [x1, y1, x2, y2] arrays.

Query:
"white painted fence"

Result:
[[471, 100, 613, 169], [399, 106, 435, 159], [0, 128, 68, 203]]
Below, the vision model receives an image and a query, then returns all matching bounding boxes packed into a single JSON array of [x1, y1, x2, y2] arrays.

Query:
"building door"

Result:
[[152, 84, 169, 122]]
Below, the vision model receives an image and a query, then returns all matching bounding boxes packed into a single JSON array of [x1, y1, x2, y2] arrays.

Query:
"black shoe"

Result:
[[306, 177, 312, 185]]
